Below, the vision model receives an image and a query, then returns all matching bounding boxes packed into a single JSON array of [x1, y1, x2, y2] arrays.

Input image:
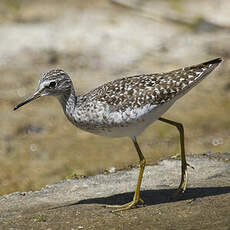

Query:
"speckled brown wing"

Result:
[[87, 58, 222, 112]]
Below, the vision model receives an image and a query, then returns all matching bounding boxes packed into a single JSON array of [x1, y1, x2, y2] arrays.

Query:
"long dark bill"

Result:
[[14, 93, 40, 111]]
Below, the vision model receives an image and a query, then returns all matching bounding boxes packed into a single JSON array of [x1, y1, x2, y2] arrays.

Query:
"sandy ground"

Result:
[[0, 153, 230, 229]]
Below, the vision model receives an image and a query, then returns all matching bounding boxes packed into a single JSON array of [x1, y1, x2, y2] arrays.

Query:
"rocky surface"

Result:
[[1, 153, 229, 229]]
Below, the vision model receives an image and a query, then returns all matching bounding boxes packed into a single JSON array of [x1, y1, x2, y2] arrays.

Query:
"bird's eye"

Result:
[[48, 81, 56, 88]]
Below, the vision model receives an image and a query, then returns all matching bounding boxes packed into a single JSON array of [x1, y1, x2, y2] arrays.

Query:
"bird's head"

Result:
[[14, 69, 73, 110]]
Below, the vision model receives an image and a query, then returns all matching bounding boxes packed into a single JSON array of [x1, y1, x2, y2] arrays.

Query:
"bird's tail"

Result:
[[170, 57, 223, 100]]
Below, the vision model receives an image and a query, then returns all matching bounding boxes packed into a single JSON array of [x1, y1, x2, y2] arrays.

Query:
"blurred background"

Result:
[[0, 0, 229, 195]]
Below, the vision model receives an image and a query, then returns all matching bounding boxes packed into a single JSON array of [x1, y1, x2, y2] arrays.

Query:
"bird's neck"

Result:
[[57, 87, 77, 120]]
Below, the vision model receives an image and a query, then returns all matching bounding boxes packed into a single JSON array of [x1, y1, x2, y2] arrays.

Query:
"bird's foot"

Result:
[[106, 198, 144, 212], [172, 162, 194, 199]]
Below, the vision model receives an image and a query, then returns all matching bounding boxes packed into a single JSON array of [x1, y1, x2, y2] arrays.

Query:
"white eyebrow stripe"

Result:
[[39, 81, 50, 89]]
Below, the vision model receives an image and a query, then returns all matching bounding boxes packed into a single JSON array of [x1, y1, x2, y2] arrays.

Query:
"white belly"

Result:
[[87, 100, 175, 138]]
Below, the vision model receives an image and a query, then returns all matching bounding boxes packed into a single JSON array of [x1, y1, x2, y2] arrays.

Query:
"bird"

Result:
[[14, 57, 222, 212]]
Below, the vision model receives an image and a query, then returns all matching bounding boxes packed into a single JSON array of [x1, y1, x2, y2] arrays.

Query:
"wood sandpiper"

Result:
[[14, 57, 222, 211]]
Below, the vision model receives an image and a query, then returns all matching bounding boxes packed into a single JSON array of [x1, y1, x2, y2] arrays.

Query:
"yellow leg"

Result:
[[106, 136, 146, 212], [159, 117, 194, 198]]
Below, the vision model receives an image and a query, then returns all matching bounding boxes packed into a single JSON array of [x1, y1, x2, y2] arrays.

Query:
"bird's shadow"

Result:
[[50, 186, 230, 210]]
